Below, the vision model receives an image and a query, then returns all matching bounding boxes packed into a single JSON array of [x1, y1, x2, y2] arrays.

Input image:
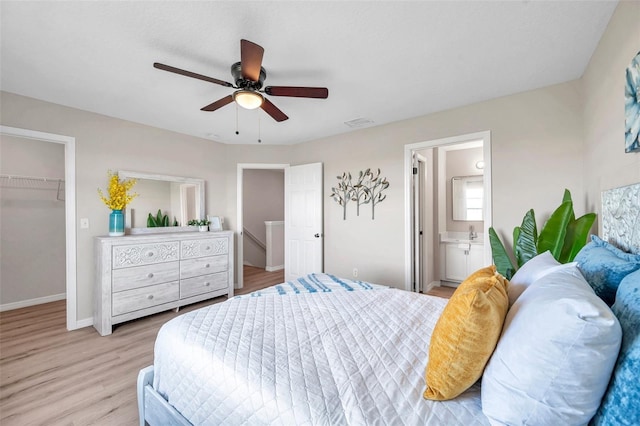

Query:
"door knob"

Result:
[[314, 233, 320, 238]]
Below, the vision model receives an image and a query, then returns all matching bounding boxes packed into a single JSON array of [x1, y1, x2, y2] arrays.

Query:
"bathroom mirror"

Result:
[[452, 175, 483, 221], [118, 170, 205, 234]]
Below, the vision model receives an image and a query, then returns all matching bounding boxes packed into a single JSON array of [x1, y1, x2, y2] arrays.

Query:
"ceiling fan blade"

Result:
[[264, 86, 329, 99], [261, 98, 289, 122], [154, 63, 233, 87], [201, 95, 234, 112], [240, 39, 264, 82]]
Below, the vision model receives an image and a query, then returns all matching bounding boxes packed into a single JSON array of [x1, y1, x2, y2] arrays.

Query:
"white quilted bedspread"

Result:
[[153, 274, 488, 425]]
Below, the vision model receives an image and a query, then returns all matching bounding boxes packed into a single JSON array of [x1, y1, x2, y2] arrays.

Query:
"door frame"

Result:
[[236, 163, 289, 289], [403, 131, 492, 292], [412, 152, 427, 293], [0, 125, 78, 330]]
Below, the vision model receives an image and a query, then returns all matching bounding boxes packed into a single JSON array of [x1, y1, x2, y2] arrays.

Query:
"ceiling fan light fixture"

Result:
[[233, 90, 264, 110]]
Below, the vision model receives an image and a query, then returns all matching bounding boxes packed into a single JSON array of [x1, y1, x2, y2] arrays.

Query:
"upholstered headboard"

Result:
[[601, 182, 640, 254], [590, 182, 640, 426]]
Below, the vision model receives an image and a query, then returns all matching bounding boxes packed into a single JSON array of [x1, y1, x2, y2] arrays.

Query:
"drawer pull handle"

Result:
[[204, 282, 210, 286], [147, 294, 154, 300], [147, 252, 154, 257], [205, 264, 210, 268], [147, 273, 154, 278], [206, 246, 211, 250]]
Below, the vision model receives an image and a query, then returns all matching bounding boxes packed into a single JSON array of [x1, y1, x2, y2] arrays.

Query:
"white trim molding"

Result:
[[0, 293, 66, 312]]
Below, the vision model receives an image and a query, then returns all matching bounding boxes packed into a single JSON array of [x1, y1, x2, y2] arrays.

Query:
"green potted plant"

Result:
[[188, 218, 211, 232], [489, 189, 596, 279]]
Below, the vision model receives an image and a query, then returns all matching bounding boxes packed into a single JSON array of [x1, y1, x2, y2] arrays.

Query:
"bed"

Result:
[[138, 183, 640, 426]]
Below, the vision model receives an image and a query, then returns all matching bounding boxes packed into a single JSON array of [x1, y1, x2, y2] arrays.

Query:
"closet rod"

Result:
[[0, 173, 65, 183]]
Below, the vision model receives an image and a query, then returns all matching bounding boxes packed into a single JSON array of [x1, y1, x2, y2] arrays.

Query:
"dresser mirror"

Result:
[[118, 170, 205, 234], [452, 175, 484, 221]]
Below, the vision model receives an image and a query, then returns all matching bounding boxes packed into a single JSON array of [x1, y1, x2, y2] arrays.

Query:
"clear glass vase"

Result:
[[109, 209, 125, 236]]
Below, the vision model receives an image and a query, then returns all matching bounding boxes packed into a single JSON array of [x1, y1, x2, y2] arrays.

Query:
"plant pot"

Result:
[[198, 225, 208, 232]]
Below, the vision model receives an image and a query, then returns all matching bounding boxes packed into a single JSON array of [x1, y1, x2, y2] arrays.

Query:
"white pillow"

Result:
[[481, 265, 622, 426], [508, 251, 576, 306]]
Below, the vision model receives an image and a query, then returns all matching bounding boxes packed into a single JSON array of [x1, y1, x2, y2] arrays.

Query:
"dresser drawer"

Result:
[[181, 237, 229, 259], [112, 242, 179, 269], [180, 255, 228, 279], [180, 272, 228, 299], [112, 261, 179, 292], [112, 281, 179, 316]]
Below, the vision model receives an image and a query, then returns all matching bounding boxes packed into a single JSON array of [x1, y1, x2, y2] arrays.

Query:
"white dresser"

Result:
[[94, 231, 234, 336]]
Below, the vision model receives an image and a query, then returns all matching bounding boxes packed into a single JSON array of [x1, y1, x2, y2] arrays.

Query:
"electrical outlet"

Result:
[[353, 268, 358, 278], [80, 218, 89, 229]]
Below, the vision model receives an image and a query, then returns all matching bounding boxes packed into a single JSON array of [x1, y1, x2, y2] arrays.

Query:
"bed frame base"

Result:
[[137, 365, 192, 426]]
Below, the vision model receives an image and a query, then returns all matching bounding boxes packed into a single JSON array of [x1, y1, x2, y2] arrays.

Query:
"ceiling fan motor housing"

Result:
[[231, 62, 266, 90]]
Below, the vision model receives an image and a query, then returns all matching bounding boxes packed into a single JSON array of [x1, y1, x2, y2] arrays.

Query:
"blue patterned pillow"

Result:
[[591, 269, 640, 425], [575, 235, 640, 306]]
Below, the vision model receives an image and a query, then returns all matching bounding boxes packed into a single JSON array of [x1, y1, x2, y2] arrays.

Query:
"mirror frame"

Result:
[[119, 170, 205, 234]]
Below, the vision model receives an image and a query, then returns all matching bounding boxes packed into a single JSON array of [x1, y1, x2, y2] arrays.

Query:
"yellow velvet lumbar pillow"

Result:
[[424, 265, 509, 400]]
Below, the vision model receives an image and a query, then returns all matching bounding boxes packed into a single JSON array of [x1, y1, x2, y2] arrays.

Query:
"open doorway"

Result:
[[0, 126, 77, 330], [404, 131, 492, 293], [236, 163, 288, 289]]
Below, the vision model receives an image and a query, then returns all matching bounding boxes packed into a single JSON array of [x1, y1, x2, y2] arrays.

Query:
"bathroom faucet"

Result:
[[469, 225, 477, 240]]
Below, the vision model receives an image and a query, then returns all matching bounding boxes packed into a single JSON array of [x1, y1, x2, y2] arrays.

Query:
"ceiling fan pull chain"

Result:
[[258, 115, 262, 143], [235, 103, 239, 135]]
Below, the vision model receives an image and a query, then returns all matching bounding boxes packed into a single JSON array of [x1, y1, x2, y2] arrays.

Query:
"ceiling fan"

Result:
[[153, 39, 329, 122]]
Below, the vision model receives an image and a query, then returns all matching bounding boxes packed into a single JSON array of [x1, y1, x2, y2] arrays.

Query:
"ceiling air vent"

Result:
[[344, 117, 374, 128]]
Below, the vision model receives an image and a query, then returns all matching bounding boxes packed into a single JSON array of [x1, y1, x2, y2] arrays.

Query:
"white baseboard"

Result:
[[265, 265, 284, 272], [0, 293, 66, 312], [74, 317, 94, 330], [422, 281, 440, 293]]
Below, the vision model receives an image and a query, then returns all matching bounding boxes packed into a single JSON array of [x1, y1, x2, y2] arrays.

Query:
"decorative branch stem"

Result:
[[351, 168, 371, 216], [330, 172, 353, 220], [368, 168, 389, 220]]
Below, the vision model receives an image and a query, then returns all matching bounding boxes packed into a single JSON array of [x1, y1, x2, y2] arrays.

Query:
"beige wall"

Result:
[[0, 1, 634, 324], [0, 75, 587, 320], [582, 1, 640, 223], [0, 135, 66, 306], [290, 79, 585, 285], [0, 92, 228, 321]]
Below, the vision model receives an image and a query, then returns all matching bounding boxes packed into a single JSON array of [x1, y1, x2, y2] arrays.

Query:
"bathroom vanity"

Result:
[[440, 232, 484, 284]]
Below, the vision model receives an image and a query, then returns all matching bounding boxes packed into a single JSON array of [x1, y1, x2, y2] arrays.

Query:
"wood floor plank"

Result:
[[0, 266, 280, 425]]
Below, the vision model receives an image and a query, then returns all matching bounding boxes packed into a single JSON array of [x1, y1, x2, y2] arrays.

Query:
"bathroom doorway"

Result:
[[404, 131, 492, 293]]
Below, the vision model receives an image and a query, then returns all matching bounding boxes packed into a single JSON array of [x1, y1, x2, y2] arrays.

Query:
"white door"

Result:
[[285, 163, 323, 281]]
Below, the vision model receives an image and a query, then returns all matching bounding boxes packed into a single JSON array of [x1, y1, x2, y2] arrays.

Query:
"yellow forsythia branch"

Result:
[[97, 171, 138, 210]]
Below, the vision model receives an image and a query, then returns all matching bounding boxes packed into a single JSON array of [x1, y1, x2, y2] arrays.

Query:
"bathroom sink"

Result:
[[441, 238, 484, 244], [440, 232, 484, 244]]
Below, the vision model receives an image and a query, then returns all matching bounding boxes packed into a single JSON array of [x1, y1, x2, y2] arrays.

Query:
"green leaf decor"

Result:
[[489, 189, 596, 279]]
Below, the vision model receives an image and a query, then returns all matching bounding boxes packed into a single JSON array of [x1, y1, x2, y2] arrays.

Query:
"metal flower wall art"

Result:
[[330, 168, 389, 220], [625, 51, 640, 153]]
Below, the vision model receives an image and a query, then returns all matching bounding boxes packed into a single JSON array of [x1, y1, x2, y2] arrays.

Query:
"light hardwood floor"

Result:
[[0, 267, 282, 426], [0, 268, 449, 425]]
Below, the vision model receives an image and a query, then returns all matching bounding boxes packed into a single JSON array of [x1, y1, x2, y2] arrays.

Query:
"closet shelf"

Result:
[[0, 174, 65, 200]]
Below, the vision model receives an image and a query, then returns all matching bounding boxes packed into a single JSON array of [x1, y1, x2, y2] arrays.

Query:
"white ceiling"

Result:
[[0, 1, 617, 145]]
